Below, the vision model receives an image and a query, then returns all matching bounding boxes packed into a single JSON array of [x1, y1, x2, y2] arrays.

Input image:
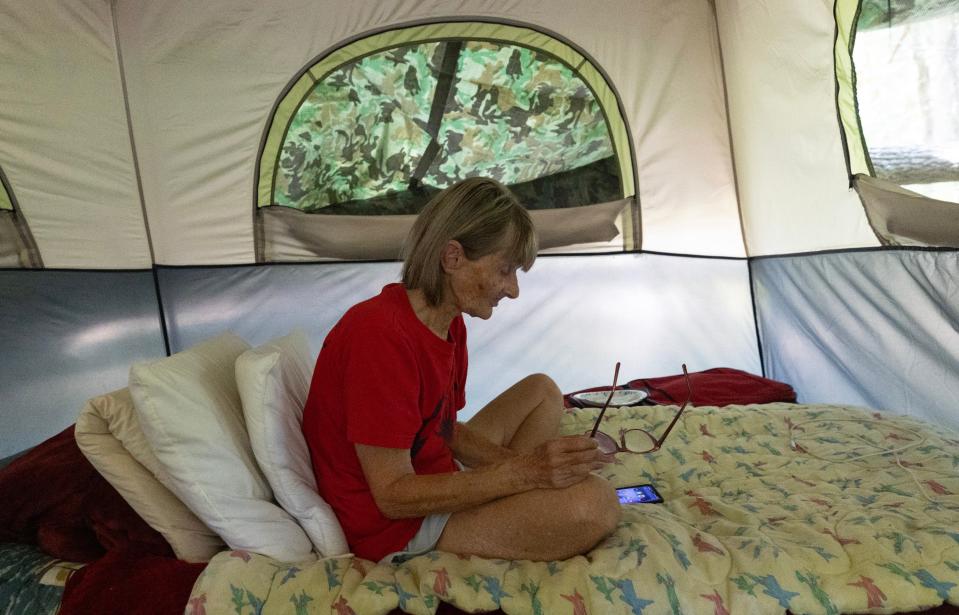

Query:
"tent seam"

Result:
[[11, 246, 950, 274], [708, 0, 750, 259], [747, 259, 767, 378], [110, 0, 156, 267], [709, 0, 758, 375], [749, 245, 958, 262], [110, 0, 171, 356]]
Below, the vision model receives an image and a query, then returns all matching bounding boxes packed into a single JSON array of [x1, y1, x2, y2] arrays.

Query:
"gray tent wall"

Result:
[[752, 249, 959, 429], [1, 0, 957, 458], [0, 270, 168, 457], [0, 255, 759, 458], [715, 0, 959, 431]]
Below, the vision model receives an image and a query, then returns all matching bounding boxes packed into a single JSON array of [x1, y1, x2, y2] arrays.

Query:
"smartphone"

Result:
[[616, 484, 663, 504]]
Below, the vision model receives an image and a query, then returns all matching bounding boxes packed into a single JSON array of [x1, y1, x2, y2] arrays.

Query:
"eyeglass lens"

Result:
[[589, 364, 693, 455], [593, 429, 658, 454]]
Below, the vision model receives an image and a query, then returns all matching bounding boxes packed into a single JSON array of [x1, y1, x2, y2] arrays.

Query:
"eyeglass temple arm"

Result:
[[656, 364, 692, 447], [589, 361, 621, 438]]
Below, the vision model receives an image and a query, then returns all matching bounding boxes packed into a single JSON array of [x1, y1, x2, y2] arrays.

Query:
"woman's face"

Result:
[[447, 248, 520, 320]]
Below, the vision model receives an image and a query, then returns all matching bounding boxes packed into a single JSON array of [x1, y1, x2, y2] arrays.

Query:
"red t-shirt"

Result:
[[302, 283, 467, 561]]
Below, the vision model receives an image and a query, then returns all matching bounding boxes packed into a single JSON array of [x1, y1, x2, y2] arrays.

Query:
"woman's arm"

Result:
[[447, 421, 515, 467], [355, 436, 606, 519]]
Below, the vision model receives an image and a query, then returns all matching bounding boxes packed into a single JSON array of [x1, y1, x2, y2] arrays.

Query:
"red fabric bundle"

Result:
[[565, 367, 796, 408], [0, 425, 172, 562], [628, 367, 797, 406], [59, 551, 205, 615]]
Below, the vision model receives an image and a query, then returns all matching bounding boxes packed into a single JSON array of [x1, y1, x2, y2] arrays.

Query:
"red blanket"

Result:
[[628, 367, 797, 406], [59, 552, 205, 615], [565, 367, 796, 407], [0, 426, 172, 562], [0, 426, 202, 615]]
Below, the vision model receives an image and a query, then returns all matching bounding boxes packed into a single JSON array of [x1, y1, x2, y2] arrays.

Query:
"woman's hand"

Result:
[[513, 435, 611, 489]]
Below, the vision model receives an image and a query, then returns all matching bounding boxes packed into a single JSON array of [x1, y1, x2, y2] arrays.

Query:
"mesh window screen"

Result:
[[853, 1, 959, 203], [274, 41, 618, 214], [256, 23, 635, 262]]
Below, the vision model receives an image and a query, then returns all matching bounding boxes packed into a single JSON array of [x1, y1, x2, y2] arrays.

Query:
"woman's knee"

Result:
[[566, 475, 621, 538], [523, 373, 563, 407]]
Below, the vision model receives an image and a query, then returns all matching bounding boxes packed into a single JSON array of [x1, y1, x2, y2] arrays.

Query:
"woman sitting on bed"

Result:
[[302, 177, 620, 564]]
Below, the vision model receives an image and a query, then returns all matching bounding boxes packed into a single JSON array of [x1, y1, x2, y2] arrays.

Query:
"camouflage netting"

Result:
[[274, 40, 619, 214], [858, 0, 958, 30]]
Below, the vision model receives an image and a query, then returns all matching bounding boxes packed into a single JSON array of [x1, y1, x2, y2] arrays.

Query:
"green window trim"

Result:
[[837, 0, 959, 190], [0, 165, 43, 268], [0, 167, 13, 212], [834, 0, 873, 178], [256, 21, 635, 209]]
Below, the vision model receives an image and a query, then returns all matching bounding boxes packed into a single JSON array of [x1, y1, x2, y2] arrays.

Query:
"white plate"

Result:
[[572, 389, 648, 407]]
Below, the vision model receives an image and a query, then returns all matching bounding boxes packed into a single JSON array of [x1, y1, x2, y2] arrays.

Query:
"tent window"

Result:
[[255, 22, 636, 261], [274, 41, 618, 214], [0, 166, 42, 269], [853, 0, 959, 203]]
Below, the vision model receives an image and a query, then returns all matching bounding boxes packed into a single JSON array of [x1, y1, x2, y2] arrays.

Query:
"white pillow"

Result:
[[75, 388, 224, 562], [129, 332, 314, 563], [235, 331, 349, 557]]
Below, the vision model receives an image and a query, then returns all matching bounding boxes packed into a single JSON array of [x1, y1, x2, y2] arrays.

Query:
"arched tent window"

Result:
[[852, 0, 959, 203], [835, 0, 959, 247], [0, 165, 42, 268], [255, 22, 636, 262]]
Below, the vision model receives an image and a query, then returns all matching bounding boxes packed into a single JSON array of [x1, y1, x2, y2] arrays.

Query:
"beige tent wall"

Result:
[[2, 0, 897, 265], [117, 0, 744, 265], [629, 1, 743, 257], [715, 0, 879, 256], [0, 0, 151, 268]]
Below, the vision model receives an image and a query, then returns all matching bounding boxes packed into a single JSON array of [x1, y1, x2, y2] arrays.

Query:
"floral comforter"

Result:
[[189, 403, 959, 614]]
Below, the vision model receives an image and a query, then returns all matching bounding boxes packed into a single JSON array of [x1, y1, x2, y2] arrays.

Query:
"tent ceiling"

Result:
[[0, 0, 749, 268], [5, 0, 936, 266], [0, 0, 151, 268]]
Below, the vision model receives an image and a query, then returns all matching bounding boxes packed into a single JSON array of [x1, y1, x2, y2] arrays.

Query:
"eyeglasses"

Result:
[[588, 363, 693, 455]]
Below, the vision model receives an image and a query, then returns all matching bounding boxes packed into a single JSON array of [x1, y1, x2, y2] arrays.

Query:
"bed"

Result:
[[0, 543, 80, 614], [188, 402, 959, 615], [1, 345, 957, 615]]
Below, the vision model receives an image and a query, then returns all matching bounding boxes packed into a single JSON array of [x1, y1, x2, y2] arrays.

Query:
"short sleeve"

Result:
[[342, 321, 421, 449]]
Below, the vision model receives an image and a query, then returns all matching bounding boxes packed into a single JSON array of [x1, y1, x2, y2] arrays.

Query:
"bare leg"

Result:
[[435, 474, 621, 561], [440, 374, 619, 560], [465, 373, 564, 453]]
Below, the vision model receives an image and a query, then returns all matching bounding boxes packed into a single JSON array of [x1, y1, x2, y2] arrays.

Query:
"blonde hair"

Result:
[[402, 177, 537, 306]]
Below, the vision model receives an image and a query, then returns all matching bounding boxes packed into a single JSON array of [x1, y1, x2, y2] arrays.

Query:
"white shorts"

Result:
[[380, 460, 465, 564], [380, 511, 452, 565]]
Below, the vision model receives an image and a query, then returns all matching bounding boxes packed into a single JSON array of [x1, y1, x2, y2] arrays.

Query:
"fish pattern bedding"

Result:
[[189, 403, 959, 614]]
